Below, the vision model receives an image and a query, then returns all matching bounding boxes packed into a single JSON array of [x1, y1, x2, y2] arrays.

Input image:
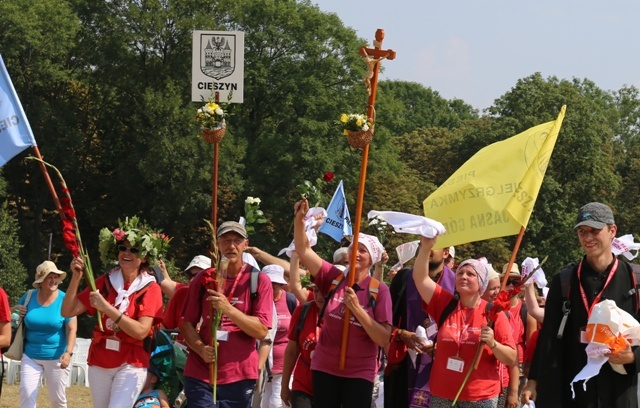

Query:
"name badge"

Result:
[[426, 322, 438, 338], [446, 356, 464, 373], [105, 337, 121, 352], [217, 330, 229, 341]]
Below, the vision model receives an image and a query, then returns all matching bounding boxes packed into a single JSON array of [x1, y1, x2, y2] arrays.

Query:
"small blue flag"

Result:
[[0, 54, 37, 167], [319, 180, 352, 242]]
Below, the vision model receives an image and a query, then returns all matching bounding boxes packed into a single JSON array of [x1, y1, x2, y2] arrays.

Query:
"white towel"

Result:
[[367, 210, 445, 238], [109, 269, 156, 313]]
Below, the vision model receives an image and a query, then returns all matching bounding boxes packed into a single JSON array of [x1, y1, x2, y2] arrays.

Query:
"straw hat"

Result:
[[33, 261, 67, 288]]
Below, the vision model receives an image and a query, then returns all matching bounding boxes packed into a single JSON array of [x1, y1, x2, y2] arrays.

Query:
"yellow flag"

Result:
[[423, 106, 566, 248]]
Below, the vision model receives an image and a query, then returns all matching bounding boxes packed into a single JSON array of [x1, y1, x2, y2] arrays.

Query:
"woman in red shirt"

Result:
[[413, 236, 517, 408], [281, 284, 325, 407], [62, 217, 167, 408]]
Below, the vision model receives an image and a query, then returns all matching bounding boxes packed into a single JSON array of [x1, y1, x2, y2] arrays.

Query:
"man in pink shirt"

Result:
[[180, 221, 273, 408]]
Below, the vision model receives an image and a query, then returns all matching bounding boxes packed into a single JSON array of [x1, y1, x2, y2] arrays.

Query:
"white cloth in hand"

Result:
[[367, 210, 445, 238]]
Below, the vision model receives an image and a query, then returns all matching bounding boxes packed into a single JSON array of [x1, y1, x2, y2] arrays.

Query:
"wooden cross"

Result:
[[340, 29, 395, 369]]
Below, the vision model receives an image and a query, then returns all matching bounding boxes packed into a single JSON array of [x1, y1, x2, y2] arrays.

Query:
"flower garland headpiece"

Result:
[[98, 216, 171, 267]]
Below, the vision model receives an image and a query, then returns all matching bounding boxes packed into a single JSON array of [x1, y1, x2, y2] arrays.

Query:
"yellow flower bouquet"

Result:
[[339, 113, 374, 148]]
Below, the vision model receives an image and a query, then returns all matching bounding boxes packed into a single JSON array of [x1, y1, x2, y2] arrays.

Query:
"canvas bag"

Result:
[[4, 290, 34, 360]]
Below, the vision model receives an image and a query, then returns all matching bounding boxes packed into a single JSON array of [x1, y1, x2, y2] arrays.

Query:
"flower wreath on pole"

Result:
[[338, 110, 375, 149], [196, 95, 228, 144]]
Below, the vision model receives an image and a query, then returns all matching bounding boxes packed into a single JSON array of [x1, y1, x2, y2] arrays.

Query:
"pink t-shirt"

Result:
[[182, 265, 273, 384], [425, 285, 516, 401], [310, 261, 392, 382], [271, 293, 294, 373]]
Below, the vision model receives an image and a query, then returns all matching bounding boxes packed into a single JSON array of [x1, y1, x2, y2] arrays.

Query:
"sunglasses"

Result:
[[117, 244, 140, 254], [506, 278, 520, 286]]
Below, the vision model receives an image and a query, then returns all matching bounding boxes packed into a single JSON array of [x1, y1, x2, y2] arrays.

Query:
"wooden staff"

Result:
[[211, 92, 221, 239], [473, 225, 525, 370], [339, 29, 396, 369]]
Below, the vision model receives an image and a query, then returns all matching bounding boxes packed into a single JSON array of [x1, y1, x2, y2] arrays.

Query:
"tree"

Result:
[[0, 173, 28, 303]]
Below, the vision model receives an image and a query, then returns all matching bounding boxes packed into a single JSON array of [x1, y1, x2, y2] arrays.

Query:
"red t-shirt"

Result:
[[499, 301, 526, 387], [272, 294, 295, 373], [287, 301, 320, 396], [182, 265, 273, 384], [0, 288, 10, 356], [425, 285, 516, 401], [310, 261, 392, 382], [163, 284, 189, 330], [78, 272, 164, 369]]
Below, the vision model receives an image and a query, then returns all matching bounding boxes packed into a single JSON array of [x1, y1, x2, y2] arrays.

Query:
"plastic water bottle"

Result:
[[11, 310, 20, 328], [174, 390, 186, 408]]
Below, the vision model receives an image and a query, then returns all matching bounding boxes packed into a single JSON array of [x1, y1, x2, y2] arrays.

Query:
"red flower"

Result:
[[201, 268, 218, 290], [59, 193, 79, 257], [323, 172, 334, 182]]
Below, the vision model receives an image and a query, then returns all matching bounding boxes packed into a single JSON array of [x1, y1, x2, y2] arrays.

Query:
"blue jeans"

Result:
[[184, 376, 255, 408]]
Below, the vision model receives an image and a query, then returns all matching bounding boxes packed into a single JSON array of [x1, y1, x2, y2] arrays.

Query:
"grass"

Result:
[[0, 383, 92, 407]]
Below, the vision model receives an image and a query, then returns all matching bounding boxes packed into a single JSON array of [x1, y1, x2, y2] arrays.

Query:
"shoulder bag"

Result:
[[4, 290, 34, 360]]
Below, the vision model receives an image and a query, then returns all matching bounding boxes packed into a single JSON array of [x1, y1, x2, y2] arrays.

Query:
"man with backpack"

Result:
[[181, 221, 273, 408], [522, 202, 640, 408]]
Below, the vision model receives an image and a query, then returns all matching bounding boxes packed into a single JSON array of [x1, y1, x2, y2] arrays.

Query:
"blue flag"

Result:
[[0, 55, 37, 167], [319, 180, 352, 242]]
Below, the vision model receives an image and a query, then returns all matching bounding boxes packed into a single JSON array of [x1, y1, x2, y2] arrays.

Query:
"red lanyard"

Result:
[[577, 258, 618, 317], [224, 264, 245, 302]]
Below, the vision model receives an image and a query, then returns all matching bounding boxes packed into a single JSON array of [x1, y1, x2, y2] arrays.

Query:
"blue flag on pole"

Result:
[[319, 180, 352, 242], [0, 55, 37, 167]]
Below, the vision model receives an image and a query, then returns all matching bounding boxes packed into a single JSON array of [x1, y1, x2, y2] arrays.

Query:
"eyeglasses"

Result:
[[506, 278, 520, 286], [117, 244, 140, 254]]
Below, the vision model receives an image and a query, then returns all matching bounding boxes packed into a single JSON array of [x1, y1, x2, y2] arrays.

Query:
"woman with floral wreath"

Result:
[[62, 216, 169, 408]]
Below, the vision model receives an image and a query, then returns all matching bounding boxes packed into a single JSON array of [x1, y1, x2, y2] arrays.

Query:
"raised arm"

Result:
[[293, 198, 323, 276], [412, 236, 438, 305], [61, 257, 89, 318], [288, 252, 309, 303], [157, 259, 178, 298], [524, 283, 544, 324], [372, 251, 388, 282]]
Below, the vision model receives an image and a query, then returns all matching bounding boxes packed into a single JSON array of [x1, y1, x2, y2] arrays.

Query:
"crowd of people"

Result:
[[1, 200, 639, 408]]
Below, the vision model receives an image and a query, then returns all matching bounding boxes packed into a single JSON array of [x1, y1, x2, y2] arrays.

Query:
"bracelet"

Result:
[[490, 341, 498, 349], [65, 351, 74, 356], [114, 312, 124, 324]]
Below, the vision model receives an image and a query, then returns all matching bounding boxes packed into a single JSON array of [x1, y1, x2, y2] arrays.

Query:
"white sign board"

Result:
[[192, 30, 244, 103]]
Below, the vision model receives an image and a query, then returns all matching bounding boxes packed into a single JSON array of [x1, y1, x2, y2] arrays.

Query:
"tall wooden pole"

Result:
[[211, 92, 221, 239], [339, 29, 395, 369]]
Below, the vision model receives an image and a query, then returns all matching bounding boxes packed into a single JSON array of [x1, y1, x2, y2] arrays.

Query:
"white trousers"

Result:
[[87, 364, 147, 408], [20, 354, 70, 408], [261, 373, 283, 408]]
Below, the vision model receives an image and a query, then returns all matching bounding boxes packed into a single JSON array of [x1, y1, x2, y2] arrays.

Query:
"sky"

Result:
[[312, 0, 640, 111]]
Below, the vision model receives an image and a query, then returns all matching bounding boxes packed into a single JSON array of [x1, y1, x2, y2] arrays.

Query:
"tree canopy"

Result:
[[0, 0, 639, 294]]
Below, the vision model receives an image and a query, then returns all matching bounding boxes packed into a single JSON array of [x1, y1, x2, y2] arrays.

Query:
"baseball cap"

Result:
[[574, 202, 615, 230], [217, 221, 248, 239]]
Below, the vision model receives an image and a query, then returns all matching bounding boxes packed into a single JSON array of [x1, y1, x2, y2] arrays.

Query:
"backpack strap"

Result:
[[250, 266, 260, 300], [285, 292, 298, 315], [368, 278, 380, 310], [557, 263, 575, 339], [317, 273, 346, 326], [438, 295, 459, 329], [294, 301, 313, 340]]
